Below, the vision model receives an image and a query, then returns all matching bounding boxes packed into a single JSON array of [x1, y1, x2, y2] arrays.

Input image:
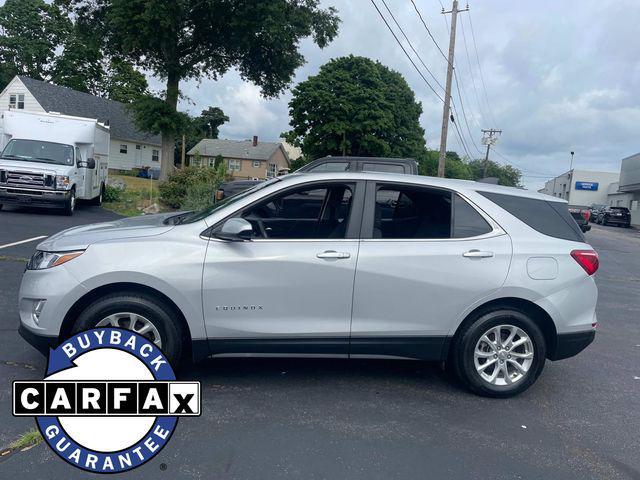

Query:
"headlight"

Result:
[[55, 175, 70, 190], [27, 250, 84, 270]]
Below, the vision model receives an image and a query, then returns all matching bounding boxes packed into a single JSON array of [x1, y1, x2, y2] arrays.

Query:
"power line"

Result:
[[409, 0, 449, 63], [459, 17, 489, 127], [380, 0, 445, 92], [468, 9, 498, 127], [369, 0, 445, 102]]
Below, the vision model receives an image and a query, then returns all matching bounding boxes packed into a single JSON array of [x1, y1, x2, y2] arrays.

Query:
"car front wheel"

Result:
[[451, 309, 546, 398], [71, 292, 183, 365]]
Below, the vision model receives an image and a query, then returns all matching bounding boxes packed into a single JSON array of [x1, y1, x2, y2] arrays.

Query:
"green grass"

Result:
[[102, 174, 171, 217], [9, 429, 43, 450]]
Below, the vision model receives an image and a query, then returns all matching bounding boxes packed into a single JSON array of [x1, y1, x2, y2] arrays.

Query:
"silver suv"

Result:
[[19, 172, 598, 397]]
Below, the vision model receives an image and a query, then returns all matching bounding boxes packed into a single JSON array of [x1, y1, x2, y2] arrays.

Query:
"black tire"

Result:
[[92, 183, 104, 206], [451, 308, 546, 398], [64, 188, 76, 216], [71, 292, 183, 365]]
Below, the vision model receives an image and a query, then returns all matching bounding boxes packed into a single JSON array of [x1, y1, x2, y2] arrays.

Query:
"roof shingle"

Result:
[[187, 138, 286, 161], [18, 76, 161, 146]]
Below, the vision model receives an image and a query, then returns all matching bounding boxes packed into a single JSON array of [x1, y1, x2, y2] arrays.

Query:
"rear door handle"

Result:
[[463, 249, 494, 258], [317, 250, 351, 259]]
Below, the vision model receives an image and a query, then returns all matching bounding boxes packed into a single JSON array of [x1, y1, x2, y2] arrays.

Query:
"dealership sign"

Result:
[[575, 181, 599, 191], [12, 328, 200, 474]]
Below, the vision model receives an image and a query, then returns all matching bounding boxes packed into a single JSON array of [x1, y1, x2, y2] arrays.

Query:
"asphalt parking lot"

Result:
[[1, 205, 639, 479]]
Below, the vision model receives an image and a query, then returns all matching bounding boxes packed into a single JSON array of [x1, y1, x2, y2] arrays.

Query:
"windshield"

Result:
[[174, 177, 281, 225], [1, 139, 75, 166]]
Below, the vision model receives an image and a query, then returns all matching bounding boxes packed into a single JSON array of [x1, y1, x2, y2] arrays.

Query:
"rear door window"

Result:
[[479, 191, 584, 242], [452, 195, 492, 238]]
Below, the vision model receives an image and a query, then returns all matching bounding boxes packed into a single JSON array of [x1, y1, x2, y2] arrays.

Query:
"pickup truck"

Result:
[[569, 208, 591, 233], [0, 110, 109, 215]]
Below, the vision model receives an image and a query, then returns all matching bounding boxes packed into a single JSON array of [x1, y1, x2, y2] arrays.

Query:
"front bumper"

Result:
[[549, 330, 595, 360], [0, 186, 70, 208], [19, 324, 58, 355]]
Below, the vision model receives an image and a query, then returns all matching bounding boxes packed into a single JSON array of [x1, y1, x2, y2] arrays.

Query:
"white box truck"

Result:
[[0, 110, 109, 215]]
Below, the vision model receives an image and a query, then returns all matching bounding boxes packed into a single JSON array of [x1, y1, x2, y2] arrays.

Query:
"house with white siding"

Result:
[[0, 76, 161, 172]]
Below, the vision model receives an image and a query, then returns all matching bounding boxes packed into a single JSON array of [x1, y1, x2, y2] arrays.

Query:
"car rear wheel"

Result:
[[71, 292, 183, 365], [451, 308, 546, 398], [91, 184, 104, 206]]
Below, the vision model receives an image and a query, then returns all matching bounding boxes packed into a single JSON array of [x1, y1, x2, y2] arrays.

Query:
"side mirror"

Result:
[[214, 218, 254, 242], [79, 158, 96, 169]]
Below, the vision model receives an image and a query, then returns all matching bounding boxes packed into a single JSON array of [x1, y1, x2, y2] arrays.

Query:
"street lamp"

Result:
[[570, 151, 575, 171]]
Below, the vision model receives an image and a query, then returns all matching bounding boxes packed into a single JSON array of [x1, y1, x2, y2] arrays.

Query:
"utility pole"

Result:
[[181, 134, 186, 168], [569, 151, 574, 171], [481, 128, 501, 177], [438, 1, 469, 177]]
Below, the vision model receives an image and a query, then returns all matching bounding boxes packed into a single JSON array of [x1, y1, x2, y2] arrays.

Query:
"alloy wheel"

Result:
[[96, 312, 162, 348], [473, 324, 534, 386]]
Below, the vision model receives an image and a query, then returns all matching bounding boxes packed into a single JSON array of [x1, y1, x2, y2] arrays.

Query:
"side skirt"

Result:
[[203, 336, 449, 362]]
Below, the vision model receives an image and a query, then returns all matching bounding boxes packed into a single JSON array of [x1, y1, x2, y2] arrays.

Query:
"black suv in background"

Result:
[[296, 156, 419, 175], [216, 157, 419, 200], [596, 206, 631, 227]]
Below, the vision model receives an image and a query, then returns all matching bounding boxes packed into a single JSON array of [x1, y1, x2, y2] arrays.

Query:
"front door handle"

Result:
[[317, 250, 351, 259], [463, 249, 494, 258]]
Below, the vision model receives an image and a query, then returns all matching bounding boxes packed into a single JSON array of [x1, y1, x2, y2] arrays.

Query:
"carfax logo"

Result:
[[12, 328, 201, 474]]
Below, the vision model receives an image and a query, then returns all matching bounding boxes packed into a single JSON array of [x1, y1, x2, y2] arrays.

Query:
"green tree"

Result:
[[467, 159, 522, 187], [0, 0, 69, 90], [102, 0, 340, 180], [284, 55, 426, 160], [103, 59, 148, 103], [192, 107, 229, 139]]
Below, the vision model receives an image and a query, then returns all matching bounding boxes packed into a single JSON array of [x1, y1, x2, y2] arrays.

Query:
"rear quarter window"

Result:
[[479, 191, 584, 242]]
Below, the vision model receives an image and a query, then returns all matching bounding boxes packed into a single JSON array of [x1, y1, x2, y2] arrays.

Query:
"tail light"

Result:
[[571, 249, 599, 275], [582, 210, 590, 222]]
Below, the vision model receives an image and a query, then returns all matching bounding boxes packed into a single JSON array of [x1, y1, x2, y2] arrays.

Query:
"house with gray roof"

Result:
[[0, 76, 162, 172], [187, 136, 290, 180]]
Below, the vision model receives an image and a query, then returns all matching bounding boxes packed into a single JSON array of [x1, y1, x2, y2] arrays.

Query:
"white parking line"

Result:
[[0, 235, 48, 250]]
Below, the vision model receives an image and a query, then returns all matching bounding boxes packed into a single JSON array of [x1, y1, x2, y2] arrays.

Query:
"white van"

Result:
[[0, 110, 109, 215]]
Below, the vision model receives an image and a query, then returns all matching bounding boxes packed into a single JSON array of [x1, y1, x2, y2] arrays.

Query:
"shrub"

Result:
[[181, 182, 216, 211], [159, 164, 226, 209], [104, 184, 123, 203]]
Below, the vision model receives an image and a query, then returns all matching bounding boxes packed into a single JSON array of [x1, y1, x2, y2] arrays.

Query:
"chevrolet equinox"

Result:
[[19, 172, 598, 397]]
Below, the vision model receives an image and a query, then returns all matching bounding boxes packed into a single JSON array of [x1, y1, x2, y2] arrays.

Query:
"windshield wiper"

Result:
[[35, 157, 58, 163]]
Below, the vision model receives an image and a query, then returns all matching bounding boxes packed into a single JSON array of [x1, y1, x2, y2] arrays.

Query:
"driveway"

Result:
[[0, 212, 639, 479]]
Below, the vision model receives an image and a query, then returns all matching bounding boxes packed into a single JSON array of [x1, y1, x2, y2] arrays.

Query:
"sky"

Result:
[[145, 0, 640, 190]]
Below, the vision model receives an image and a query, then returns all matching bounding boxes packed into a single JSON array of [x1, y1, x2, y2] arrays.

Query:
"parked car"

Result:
[[596, 206, 631, 227], [297, 156, 418, 175], [19, 172, 598, 398], [215, 179, 263, 201], [569, 208, 591, 233], [589, 204, 606, 222]]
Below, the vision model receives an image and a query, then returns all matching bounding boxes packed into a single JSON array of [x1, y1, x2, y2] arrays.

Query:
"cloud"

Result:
[[164, 0, 640, 190]]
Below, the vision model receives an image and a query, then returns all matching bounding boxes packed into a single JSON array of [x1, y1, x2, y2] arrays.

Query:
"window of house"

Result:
[[228, 159, 241, 172], [9, 94, 24, 109], [17, 94, 24, 109], [373, 185, 451, 239], [267, 163, 277, 178], [120, 144, 128, 154], [240, 183, 354, 239], [253, 160, 260, 168], [136, 145, 141, 150], [9, 94, 16, 108], [152, 149, 159, 162]]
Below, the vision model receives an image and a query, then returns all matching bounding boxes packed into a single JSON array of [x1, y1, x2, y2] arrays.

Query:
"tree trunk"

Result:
[[160, 73, 180, 181]]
